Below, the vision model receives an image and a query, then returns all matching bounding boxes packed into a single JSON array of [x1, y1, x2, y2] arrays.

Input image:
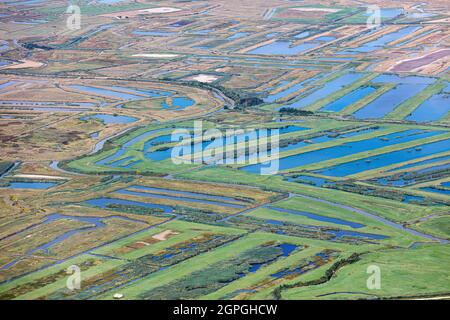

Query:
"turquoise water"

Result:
[[281, 73, 364, 109], [316, 137, 450, 177], [80, 114, 137, 124], [321, 86, 376, 112], [406, 93, 450, 122], [241, 129, 443, 173]]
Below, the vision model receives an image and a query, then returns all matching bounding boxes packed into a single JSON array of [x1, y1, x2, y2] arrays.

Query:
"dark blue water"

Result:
[[265, 219, 284, 226], [316, 137, 450, 177], [267, 206, 365, 228], [442, 182, 450, 188], [241, 129, 443, 173], [402, 195, 425, 203], [321, 86, 376, 112], [420, 187, 450, 195], [389, 154, 450, 171]]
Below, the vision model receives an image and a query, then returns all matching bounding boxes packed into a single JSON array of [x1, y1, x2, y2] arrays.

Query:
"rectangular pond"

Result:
[[1, 181, 58, 189], [266, 206, 365, 229], [315, 137, 450, 177], [248, 41, 320, 55], [348, 26, 421, 53], [320, 86, 377, 112], [405, 93, 450, 123], [115, 189, 246, 209], [281, 73, 365, 109], [240, 129, 443, 173], [353, 83, 430, 119]]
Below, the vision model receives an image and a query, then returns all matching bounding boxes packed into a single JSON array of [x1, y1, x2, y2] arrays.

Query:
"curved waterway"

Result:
[[0, 213, 147, 271], [291, 193, 449, 244]]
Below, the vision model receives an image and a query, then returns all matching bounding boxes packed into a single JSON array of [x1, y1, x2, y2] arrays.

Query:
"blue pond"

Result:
[[115, 189, 246, 209], [287, 175, 329, 187], [406, 93, 450, 123], [249, 41, 319, 55], [316, 137, 450, 177], [267, 206, 365, 229], [264, 75, 321, 103], [128, 185, 243, 203], [241, 129, 442, 173], [132, 30, 177, 37], [281, 73, 365, 109], [228, 32, 250, 40], [1, 181, 58, 189], [354, 83, 430, 119], [242, 244, 298, 275], [80, 114, 137, 125], [146, 125, 309, 162], [96, 128, 168, 166], [71, 85, 172, 101], [86, 197, 174, 213], [321, 86, 376, 112], [162, 97, 195, 110], [420, 187, 450, 196], [389, 154, 450, 171], [402, 195, 425, 203], [349, 26, 421, 53]]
